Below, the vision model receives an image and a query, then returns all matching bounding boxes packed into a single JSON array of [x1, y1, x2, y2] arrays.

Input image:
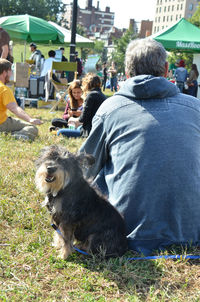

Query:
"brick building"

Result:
[[63, 0, 115, 36]]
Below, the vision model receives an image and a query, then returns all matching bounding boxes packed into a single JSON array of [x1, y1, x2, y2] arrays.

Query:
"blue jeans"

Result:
[[176, 81, 184, 93], [57, 125, 82, 138], [110, 77, 117, 92]]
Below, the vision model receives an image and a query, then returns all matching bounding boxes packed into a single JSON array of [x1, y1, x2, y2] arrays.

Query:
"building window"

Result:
[[168, 5, 170, 11], [171, 15, 173, 21], [189, 3, 193, 10], [167, 15, 169, 21], [155, 17, 157, 22], [180, 4, 183, 10], [156, 7, 158, 13], [176, 14, 178, 20], [157, 26, 159, 31], [154, 26, 157, 33], [164, 6, 166, 11], [163, 16, 165, 21], [179, 14, 182, 18], [159, 7, 162, 12], [158, 16, 160, 22], [177, 4, 179, 10], [162, 26, 164, 29], [157, 0, 159, 4], [172, 5, 174, 11]]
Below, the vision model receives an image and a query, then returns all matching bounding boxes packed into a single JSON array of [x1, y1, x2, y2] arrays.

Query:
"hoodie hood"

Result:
[[116, 75, 179, 100]]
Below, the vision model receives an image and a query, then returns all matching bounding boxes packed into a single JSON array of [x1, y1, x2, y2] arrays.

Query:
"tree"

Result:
[[189, 4, 200, 27], [111, 29, 137, 73], [0, 0, 64, 22]]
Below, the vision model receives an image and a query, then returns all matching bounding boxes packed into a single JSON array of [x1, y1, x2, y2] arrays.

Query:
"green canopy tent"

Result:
[[151, 18, 200, 53], [0, 14, 65, 60]]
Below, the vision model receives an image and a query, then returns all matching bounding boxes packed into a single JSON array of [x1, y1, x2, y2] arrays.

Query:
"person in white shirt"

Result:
[[40, 50, 56, 77]]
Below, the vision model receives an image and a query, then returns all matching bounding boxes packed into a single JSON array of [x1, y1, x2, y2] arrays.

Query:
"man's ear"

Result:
[[164, 62, 169, 78]]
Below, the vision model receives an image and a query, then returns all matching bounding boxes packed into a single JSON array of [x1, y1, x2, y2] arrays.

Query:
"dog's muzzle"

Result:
[[45, 166, 57, 183]]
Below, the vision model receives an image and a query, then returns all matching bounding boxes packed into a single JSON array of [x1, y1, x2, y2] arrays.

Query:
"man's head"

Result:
[[0, 59, 12, 83], [125, 39, 167, 78], [59, 47, 65, 54], [48, 50, 56, 58], [29, 43, 37, 52], [75, 51, 78, 58]]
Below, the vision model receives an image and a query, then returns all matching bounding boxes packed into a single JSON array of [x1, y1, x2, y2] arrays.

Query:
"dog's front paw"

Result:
[[59, 245, 73, 259]]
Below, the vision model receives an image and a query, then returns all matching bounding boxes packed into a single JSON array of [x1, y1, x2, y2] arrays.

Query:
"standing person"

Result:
[[80, 39, 200, 256], [29, 43, 42, 75], [0, 27, 11, 61], [40, 50, 57, 79], [0, 59, 43, 141], [57, 73, 106, 138], [102, 62, 108, 91], [174, 59, 188, 93], [59, 47, 68, 62], [186, 63, 199, 97], [50, 80, 83, 130], [108, 61, 118, 92], [74, 51, 83, 78], [59, 47, 68, 78]]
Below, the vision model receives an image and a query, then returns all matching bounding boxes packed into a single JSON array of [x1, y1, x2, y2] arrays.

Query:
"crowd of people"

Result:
[[169, 59, 199, 97], [1, 28, 200, 256]]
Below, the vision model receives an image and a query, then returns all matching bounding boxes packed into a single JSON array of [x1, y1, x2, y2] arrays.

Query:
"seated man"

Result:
[[80, 39, 200, 255], [0, 59, 43, 141]]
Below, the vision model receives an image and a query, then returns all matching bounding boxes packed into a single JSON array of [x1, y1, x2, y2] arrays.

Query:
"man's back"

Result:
[[80, 75, 200, 255]]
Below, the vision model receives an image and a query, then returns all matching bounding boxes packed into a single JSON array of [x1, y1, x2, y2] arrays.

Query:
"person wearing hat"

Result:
[[29, 43, 42, 74], [174, 60, 188, 93]]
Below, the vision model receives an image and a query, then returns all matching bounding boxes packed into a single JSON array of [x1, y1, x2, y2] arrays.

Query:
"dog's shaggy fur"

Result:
[[35, 145, 127, 259]]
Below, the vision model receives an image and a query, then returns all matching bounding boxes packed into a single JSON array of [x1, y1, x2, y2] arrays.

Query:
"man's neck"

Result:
[[0, 76, 5, 84]]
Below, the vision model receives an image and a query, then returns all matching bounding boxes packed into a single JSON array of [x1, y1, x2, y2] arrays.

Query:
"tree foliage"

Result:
[[111, 29, 137, 73], [189, 4, 200, 27], [0, 0, 64, 22]]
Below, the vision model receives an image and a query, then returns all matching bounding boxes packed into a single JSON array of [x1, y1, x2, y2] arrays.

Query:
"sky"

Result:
[[64, 0, 157, 29]]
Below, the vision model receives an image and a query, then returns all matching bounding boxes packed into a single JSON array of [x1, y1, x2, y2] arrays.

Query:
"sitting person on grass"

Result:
[[79, 39, 200, 256], [57, 73, 106, 138], [0, 59, 43, 141], [50, 80, 83, 131]]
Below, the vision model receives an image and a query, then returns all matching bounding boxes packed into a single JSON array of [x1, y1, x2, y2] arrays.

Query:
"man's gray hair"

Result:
[[125, 39, 167, 77]]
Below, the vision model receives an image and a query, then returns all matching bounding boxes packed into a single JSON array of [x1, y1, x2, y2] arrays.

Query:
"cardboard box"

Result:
[[14, 63, 29, 88]]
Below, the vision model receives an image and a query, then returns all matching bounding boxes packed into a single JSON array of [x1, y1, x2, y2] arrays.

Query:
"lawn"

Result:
[[1, 104, 200, 301], [12, 43, 75, 63]]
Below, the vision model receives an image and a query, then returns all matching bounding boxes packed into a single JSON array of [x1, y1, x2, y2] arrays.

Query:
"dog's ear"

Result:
[[76, 153, 95, 169]]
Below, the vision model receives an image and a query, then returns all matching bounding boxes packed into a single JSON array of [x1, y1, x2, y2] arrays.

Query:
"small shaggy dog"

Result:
[[35, 145, 127, 259]]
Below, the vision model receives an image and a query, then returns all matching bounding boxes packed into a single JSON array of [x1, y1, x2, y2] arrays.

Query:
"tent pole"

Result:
[[24, 41, 27, 62]]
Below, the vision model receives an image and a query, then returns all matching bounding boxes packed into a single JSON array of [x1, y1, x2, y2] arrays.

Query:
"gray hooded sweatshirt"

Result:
[[80, 75, 200, 255]]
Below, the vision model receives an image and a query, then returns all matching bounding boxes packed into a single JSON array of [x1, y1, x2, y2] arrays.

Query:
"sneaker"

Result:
[[13, 134, 30, 141], [49, 126, 56, 132]]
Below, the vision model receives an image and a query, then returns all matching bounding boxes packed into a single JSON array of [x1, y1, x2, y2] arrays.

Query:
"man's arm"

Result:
[[79, 114, 107, 179], [6, 102, 43, 125], [1, 44, 9, 59]]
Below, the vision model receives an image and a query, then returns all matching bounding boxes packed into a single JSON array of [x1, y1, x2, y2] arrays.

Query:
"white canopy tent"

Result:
[[48, 21, 94, 49]]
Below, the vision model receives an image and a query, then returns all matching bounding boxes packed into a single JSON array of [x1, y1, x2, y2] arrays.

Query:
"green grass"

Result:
[[1, 105, 200, 301], [12, 43, 77, 63]]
